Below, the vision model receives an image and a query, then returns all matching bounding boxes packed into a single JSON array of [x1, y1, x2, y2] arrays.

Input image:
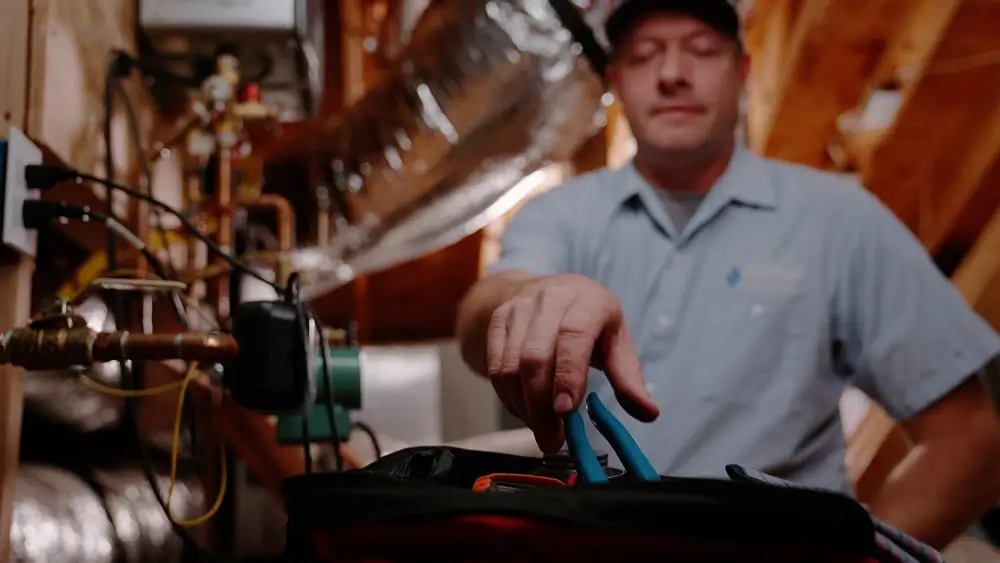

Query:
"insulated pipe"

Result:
[[10, 465, 203, 563], [285, 0, 609, 298]]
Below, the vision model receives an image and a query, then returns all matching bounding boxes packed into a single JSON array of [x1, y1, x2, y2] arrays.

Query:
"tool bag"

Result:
[[282, 446, 936, 563]]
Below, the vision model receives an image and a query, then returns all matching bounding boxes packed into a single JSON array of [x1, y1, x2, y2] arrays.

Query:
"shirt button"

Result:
[[657, 315, 673, 329]]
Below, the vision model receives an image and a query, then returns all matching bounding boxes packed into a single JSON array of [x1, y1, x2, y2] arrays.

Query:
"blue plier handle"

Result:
[[563, 392, 660, 484]]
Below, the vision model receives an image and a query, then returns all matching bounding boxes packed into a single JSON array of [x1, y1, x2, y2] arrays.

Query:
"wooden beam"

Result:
[[869, 0, 961, 88], [0, 0, 33, 559], [750, 0, 915, 167], [0, 0, 29, 140], [863, 0, 1000, 252], [953, 202, 1000, 332], [744, 0, 801, 153], [943, 153, 1000, 260]]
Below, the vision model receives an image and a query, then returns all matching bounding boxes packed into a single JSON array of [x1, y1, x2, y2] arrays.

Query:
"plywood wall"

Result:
[[28, 0, 183, 229], [0, 2, 34, 559]]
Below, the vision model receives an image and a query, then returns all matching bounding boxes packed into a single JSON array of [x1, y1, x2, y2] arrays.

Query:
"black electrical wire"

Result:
[[102, 62, 186, 560], [111, 77, 177, 276], [23, 199, 228, 563], [283, 271, 344, 473], [104, 54, 118, 277], [350, 421, 382, 461], [307, 307, 344, 472], [107, 66, 200, 554], [22, 201, 191, 330], [285, 273, 316, 474], [23, 163, 283, 293]]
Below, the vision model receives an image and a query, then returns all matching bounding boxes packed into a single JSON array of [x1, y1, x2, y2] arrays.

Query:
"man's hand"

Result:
[[485, 273, 659, 453]]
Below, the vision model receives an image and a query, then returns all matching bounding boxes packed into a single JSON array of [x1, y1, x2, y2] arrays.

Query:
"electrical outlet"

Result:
[[0, 126, 42, 257]]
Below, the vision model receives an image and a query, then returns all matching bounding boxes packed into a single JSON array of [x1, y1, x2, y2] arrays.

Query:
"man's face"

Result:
[[608, 12, 748, 158]]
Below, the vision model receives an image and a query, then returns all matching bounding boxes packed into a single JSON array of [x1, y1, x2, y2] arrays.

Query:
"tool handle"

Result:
[[586, 393, 660, 482], [563, 409, 609, 484]]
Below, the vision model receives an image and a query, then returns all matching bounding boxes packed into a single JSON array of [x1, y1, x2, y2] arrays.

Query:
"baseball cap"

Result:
[[605, 0, 742, 49]]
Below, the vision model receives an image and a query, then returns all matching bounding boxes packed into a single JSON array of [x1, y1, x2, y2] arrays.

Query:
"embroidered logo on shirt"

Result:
[[726, 267, 742, 287], [727, 264, 804, 293]]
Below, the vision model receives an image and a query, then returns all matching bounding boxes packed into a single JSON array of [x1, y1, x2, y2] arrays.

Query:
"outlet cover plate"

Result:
[[0, 126, 41, 257]]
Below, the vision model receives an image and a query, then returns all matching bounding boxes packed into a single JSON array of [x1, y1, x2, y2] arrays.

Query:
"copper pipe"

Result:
[[190, 381, 361, 499], [192, 382, 306, 496], [214, 147, 234, 318], [237, 194, 295, 251], [133, 188, 151, 281], [185, 172, 204, 300], [0, 328, 238, 370]]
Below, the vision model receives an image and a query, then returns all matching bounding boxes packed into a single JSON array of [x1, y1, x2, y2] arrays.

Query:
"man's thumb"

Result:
[[602, 324, 659, 422]]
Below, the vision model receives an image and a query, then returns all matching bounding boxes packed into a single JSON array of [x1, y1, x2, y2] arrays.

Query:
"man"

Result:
[[456, 0, 1000, 548]]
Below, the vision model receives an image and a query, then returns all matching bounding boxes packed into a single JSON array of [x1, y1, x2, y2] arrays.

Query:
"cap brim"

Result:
[[605, 0, 741, 48]]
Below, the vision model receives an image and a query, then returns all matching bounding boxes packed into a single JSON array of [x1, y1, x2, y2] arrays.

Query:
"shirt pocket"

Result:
[[695, 285, 808, 405]]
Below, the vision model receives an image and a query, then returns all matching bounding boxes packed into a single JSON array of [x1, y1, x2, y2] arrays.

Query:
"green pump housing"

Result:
[[275, 347, 361, 444]]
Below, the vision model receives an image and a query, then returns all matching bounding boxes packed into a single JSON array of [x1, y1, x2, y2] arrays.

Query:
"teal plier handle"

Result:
[[563, 392, 660, 484]]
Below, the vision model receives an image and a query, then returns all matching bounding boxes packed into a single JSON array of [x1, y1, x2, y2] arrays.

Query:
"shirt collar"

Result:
[[615, 144, 777, 211]]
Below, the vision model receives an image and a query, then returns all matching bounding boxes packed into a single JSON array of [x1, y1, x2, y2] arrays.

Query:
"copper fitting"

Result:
[[238, 194, 295, 281], [0, 328, 238, 370], [238, 194, 295, 251]]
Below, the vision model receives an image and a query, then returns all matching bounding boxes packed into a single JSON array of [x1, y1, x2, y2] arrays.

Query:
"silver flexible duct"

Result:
[[10, 465, 204, 563], [21, 295, 192, 452], [290, 0, 609, 298]]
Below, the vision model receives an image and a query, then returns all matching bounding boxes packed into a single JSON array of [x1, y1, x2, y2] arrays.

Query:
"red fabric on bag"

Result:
[[308, 514, 878, 563]]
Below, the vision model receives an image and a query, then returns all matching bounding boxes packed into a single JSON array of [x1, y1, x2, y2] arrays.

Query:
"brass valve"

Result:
[[2, 301, 238, 370]]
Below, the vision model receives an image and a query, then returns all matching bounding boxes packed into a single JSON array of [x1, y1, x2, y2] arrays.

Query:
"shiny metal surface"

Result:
[[290, 0, 609, 298], [572, 0, 620, 47], [10, 465, 204, 563], [22, 297, 122, 432]]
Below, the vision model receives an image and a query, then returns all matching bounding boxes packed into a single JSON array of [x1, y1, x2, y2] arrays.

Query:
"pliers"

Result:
[[563, 392, 660, 484]]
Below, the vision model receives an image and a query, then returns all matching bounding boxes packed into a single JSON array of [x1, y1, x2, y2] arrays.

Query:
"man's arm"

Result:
[[834, 188, 1000, 549], [456, 187, 575, 377], [868, 374, 1000, 549], [457, 271, 539, 376]]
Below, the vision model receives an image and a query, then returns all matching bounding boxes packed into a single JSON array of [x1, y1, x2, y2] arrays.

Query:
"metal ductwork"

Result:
[[22, 296, 123, 433], [10, 465, 203, 563], [289, 0, 611, 298]]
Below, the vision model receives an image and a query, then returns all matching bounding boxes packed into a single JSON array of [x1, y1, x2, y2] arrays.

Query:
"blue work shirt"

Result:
[[489, 145, 1000, 494]]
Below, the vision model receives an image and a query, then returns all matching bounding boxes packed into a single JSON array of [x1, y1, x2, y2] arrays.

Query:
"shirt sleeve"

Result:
[[834, 189, 1000, 422], [487, 188, 573, 277]]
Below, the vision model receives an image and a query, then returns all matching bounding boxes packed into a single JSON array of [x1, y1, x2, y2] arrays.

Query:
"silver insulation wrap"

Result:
[[11, 465, 204, 563], [292, 0, 609, 297], [21, 296, 189, 451]]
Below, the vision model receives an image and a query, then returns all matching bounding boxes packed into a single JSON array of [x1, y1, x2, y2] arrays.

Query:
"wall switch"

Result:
[[0, 126, 42, 257]]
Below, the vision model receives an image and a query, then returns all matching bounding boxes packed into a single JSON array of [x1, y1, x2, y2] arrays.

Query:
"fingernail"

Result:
[[553, 393, 573, 413]]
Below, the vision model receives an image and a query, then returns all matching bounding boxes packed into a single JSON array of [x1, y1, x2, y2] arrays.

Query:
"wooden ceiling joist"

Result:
[[748, 0, 913, 167], [834, 0, 960, 173], [946, 149, 1000, 257], [953, 201, 1000, 333], [861, 0, 1000, 253]]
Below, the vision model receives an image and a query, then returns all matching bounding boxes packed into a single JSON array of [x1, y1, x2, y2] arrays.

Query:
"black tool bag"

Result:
[[281, 446, 904, 563]]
